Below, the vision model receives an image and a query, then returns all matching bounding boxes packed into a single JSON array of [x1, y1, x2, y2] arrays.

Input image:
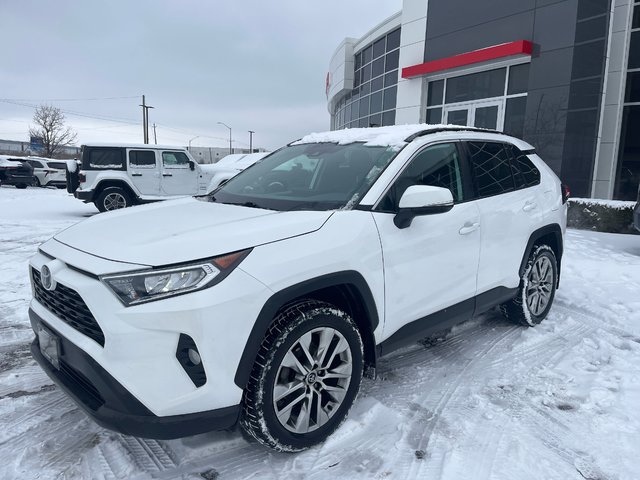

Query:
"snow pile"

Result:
[[569, 197, 636, 210]]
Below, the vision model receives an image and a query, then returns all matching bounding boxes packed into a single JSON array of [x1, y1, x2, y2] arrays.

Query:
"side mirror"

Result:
[[394, 185, 454, 229], [189, 160, 196, 171]]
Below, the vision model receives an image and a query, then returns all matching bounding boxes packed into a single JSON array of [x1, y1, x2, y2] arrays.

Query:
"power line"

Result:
[[0, 95, 139, 102], [0, 99, 140, 125]]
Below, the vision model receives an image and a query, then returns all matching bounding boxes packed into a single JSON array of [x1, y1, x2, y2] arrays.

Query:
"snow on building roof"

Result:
[[292, 124, 498, 149]]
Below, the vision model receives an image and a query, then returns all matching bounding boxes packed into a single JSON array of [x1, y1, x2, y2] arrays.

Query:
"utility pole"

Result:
[[217, 122, 232, 154], [139, 95, 154, 144], [248, 130, 255, 153], [152, 123, 157, 144]]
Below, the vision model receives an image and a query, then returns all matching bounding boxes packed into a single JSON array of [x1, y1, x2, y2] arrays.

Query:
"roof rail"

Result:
[[404, 126, 501, 143]]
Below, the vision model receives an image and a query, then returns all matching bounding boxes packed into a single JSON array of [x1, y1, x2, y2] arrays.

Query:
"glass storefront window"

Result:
[[371, 76, 384, 92], [373, 37, 385, 59], [362, 45, 372, 65], [427, 80, 444, 106], [615, 105, 640, 200], [504, 97, 527, 138], [382, 110, 396, 126], [424, 64, 528, 136], [625, 71, 640, 103], [383, 86, 397, 110], [445, 68, 506, 104], [507, 64, 530, 95], [385, 50, 399, 71], [384, 71, 398, 87], [387, 29, 400, 51], [629, 31, 640, 69], [336, 28, 400, 130], [372, 57, 385, 78], [370, 91, 383, 114], [426, 107, 443, 124]]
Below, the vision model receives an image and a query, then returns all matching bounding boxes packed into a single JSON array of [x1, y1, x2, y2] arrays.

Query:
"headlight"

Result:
[[101, 249, 251, 306]]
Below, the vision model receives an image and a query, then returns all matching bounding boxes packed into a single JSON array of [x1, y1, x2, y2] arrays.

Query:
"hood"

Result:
[[54, 197, 333, 266]]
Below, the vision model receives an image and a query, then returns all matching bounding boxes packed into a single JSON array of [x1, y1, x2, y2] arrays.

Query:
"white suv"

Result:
[[67, 144, 251, 212], [29, 125, 567, 451]]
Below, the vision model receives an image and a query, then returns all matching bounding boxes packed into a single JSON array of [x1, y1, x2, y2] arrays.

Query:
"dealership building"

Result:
[[326, 0, 640, 200]]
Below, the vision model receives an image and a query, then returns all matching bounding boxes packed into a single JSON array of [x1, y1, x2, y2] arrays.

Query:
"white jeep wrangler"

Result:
[[67, 144, 259, 212]]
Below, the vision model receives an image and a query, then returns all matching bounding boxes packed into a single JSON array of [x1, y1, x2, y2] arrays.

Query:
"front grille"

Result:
[[32, 269, 105, 346]]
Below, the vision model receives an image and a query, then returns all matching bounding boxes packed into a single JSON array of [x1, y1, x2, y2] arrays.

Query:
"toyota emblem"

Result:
[[41, 265, 55, 291]]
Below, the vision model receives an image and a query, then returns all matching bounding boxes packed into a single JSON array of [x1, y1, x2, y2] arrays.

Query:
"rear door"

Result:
[[464, 141, 542, 294], [128, 149, 160, 195], [160, 150, 198, 195]]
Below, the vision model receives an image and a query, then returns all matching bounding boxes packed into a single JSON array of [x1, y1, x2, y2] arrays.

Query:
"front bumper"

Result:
[[30, 309, 239, 439], [29, 244, 273, 427]]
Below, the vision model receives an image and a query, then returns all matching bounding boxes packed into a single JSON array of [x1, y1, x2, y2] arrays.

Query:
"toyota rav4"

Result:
[[29, 125, 567, 452]]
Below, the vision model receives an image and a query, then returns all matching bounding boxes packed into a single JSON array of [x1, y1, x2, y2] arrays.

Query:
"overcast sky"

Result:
[[0, 1, 402, 151]]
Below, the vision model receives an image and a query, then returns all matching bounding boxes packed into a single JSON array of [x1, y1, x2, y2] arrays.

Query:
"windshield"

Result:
[[210, 142, 398, 211]]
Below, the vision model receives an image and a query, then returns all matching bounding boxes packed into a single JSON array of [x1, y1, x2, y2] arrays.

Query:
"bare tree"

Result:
[[28, 105, 78, 158]]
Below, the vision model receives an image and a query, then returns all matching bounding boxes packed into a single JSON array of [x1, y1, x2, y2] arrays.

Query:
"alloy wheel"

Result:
[[526, 255, 554, 316], [103, 192, 127, 210], [273, 327, 353, 434]]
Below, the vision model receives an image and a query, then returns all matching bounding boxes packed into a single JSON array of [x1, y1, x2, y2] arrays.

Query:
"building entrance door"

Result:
[[443, 100, 504, 130]]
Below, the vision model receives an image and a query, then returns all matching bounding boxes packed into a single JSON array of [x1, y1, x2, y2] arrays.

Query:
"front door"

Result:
[[160, 150, 198, 195], [372, 142, 481, 343], [128, 149, 160, 195], [444, 100, 503, 130]]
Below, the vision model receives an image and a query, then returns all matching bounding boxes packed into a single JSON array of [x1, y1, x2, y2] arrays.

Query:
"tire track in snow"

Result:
[[402, 320, 521, 480], [117, 436, 178, 473]]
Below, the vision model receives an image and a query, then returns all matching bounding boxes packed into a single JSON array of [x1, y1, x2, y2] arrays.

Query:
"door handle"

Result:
[[459, 222, 480, 235], [131, 173, 142, 177], [162, 173, 173, 177], [523, 201, 537, 212]]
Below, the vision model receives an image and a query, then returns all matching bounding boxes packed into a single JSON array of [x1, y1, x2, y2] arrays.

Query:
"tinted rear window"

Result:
[[468, 142, 515, 198], [508, 145, 540, 188], [83, 148, 125, 170], [47, 161, 67, 170]]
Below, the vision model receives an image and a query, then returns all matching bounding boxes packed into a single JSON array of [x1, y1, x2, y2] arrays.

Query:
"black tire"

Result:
[[501, 245, 558, 327], [15, 184, 28, 189], [55, 184, 66, 189], [240, 300, 364, 452], [95, 187, 132, 213], [34, 177, 42, 187]]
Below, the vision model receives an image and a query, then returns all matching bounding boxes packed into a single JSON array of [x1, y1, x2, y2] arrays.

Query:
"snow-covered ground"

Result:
[[1, 186, 639, 480]]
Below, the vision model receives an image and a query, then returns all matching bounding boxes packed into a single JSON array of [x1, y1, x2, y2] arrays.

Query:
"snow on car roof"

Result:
[[292, 124, 523, 149], [81, 142, 189, 150]]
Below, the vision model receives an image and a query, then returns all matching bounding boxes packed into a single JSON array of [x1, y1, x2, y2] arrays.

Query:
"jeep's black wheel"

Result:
[[15, 183, 28, 189], [95, 187, 132, 212], [501, 245, 558, 326], [240, 300, 363, 452]]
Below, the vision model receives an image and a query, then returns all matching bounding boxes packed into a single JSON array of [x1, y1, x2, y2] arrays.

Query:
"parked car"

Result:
[[29, 125, 567, 452], [67, 144, 257, 212], [19, 157, 68, 188], [0, 155, 36, 188], [206, 152, 270, 191]]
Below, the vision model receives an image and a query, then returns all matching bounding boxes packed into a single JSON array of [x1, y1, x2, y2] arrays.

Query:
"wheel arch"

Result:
[[95, 180, 139, 202], [234, 271, 379, 389], [520, 224, 563, 284]]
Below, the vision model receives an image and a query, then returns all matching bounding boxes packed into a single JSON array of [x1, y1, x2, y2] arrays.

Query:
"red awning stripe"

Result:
[[401, 40, 533, 79]]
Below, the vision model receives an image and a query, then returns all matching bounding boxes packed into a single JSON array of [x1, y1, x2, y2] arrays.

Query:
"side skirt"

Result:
[[377, 286, 518, 358]]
